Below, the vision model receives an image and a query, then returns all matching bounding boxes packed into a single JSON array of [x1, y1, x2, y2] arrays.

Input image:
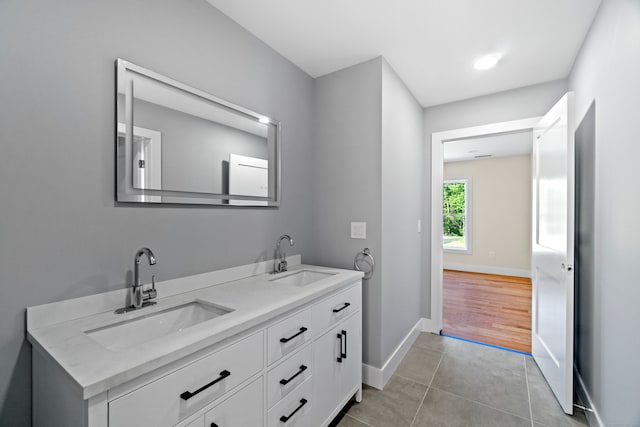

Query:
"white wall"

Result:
[[443, 155, 531, 274], [569, 1, 640, 425], [0, 1, 314, 424], [381, 60, 423, 364], [422, 79, 568, 316]]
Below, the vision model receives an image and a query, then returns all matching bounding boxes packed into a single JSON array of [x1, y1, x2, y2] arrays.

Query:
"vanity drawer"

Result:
[[267, 345, 312, 408], [267, 376, 313, 427], [108, 331, 263, 427], [312, 283, 361, 337], [267, 308, 312, 365], [204, 377, 263, 427]]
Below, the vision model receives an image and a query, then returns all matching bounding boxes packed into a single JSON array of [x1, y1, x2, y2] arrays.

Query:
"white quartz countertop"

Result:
[[27, 262, 363, 399]]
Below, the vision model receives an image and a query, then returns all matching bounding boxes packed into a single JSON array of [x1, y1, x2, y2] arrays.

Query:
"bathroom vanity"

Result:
[[27, 257, 363, 427]]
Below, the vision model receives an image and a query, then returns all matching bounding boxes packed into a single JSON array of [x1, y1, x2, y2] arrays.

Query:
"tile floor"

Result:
[[331, 333, 588, 427]]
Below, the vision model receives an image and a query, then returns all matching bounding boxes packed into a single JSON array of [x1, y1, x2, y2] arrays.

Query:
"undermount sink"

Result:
[[86, 301, 233, 351], [269, 269, 336, 287]]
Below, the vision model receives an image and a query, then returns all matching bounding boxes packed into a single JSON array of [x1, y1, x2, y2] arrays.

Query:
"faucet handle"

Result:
[[143, 275, 158, 301]]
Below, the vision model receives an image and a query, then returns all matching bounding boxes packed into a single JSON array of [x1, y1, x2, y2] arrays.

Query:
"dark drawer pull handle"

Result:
[[280, 398, 308, 423], [211, 423, 218, 427], [280, 365, 308, 385], [337, 333, 343, 363], [333, 302, 351, 313], [180, 370, 230, 400], [280, 327, 308, 343], [342, 329, 348, 359]]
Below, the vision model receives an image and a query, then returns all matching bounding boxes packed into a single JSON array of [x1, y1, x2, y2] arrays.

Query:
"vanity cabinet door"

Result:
[[312, 324, 343, 426], [339, 311, 362, 399], [204, 377, 263, 427], [312, 310, 362, 427]]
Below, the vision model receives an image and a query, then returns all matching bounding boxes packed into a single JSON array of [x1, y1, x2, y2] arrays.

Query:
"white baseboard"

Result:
[[420, 317, 441, 334], [362, 319, 422, 390], [362, 363, 383, 390], [575, 367, 603, 427], [444, 263, 531, 278]]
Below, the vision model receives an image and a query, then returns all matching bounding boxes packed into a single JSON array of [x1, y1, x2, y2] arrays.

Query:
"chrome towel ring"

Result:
[[354, 248, 375, 280]]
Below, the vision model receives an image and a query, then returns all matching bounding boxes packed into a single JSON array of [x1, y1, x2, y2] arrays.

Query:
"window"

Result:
[[443, 178, 471, 253]]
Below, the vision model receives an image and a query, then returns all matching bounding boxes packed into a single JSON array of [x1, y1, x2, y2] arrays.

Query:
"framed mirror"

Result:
[[116, 58, 281, 206]]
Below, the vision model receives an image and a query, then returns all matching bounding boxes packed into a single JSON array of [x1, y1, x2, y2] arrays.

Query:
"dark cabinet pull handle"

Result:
[[336, 333, 343, 363], [211, 423, 218, 427], [280, 327, 308, 343], [342, 330, 348, 359], [280, 398, 308, 423], [180, 370, 230, 400], [333, 302, 351, 313], [280, 365, 308, 385]]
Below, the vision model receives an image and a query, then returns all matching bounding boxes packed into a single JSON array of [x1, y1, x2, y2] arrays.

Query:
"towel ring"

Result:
[[354, 248, 375, 280]]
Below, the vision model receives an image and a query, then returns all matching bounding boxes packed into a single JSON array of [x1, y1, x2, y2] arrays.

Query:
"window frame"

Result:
[[442, 177, 472, 254]]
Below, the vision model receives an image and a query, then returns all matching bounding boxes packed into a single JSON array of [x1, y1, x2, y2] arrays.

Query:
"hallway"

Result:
[[334, 333, 587, 427], [443, 270, 532, 353]]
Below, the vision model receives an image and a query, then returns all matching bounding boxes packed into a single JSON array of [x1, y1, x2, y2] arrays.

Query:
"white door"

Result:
[[531, 92, 575, 414], [229, 153, 268, 206]]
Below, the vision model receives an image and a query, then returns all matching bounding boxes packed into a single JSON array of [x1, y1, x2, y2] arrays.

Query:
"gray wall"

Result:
[[380, 60, 423, 363], [421, 79, 568, 317], [0, 1, 314, 425], [309, 58, 384, 367], [569, 0, 640, 424], [309, 57, 424, 370]]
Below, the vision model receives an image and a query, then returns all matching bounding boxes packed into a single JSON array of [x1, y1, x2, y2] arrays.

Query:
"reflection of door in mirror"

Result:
[[117, 123, 162, 203], [228, 154, 268, 206]]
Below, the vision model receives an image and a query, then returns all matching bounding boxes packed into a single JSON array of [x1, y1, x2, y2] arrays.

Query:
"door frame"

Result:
[[428, 117, 541, 333]]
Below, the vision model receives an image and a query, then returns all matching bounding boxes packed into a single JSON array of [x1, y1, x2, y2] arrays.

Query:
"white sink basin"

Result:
[[269, 269, 336, 287], [86, 301, 233, 351]]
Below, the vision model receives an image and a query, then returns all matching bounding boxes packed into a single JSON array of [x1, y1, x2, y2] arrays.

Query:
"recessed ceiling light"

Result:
[[474, 53, 502, 71], [258, 116, 270, 124]]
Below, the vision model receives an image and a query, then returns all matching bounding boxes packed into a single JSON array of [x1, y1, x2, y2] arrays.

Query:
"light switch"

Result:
[[417, 219, 422, 233], [350, 222, 367, 239]]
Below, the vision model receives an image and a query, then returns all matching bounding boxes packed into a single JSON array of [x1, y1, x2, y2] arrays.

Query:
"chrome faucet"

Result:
[[274, 234, 294, 273], [132, 247, 157, 309]]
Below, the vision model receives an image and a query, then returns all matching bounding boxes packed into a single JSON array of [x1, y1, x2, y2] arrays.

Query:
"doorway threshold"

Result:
[[441, 333, 532, 356]]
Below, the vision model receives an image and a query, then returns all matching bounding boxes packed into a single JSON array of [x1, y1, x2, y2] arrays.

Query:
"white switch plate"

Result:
[[350, 222, 367, 239], [417, 219, 422, 233]]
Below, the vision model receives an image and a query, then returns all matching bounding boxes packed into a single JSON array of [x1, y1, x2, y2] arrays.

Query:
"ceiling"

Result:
[[206, 0, 600, 107], [443, 130, 532, 163]]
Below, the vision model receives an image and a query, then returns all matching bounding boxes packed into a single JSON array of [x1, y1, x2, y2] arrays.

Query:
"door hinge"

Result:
[[138, 160, 145, 169]]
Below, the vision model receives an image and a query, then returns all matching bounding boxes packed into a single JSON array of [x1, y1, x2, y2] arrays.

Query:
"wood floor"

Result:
[[442, 269, 532, 353]]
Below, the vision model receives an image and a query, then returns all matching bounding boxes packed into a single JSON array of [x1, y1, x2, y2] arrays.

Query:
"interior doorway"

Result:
[[439, 130, 534, 353], [428, 118, 540, 344]]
